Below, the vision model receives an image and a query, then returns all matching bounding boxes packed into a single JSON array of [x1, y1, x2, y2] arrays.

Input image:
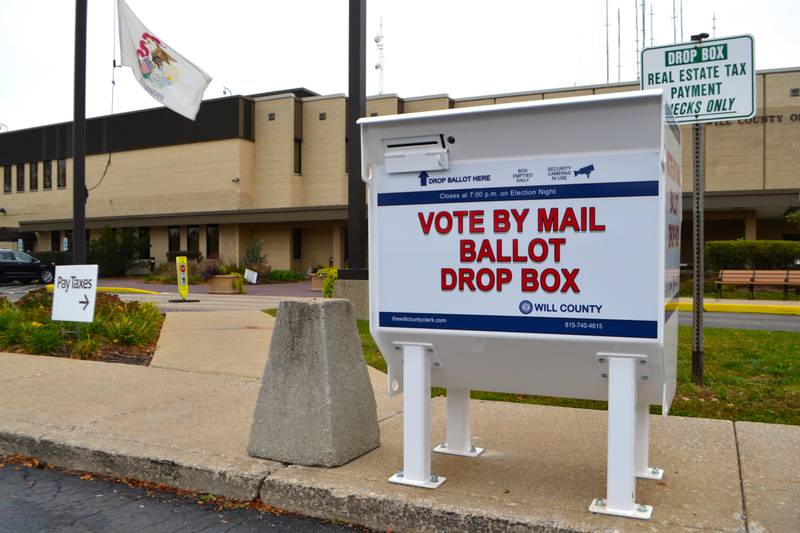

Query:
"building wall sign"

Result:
[[642, 35, 755, 124]]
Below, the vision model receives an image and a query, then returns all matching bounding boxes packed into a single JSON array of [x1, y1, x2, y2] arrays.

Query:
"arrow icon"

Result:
[[419, 171, 429, 187], [79, 294, 90, 311]]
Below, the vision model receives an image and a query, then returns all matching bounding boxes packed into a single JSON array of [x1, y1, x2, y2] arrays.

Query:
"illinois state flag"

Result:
[[118, 0, 212, 120]]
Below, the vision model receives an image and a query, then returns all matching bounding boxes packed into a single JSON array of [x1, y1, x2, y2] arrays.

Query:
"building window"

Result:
[[206, 225, 219, 259], [57, 159, 66, 188], [187, 225, 199, 253], [292, 228, 302, 260], [65, 230, 73, 252], [51, 231, 60, 251], [791, 88, 800, 97], [43, 160, 52, 190], [138, 227, 150, 258], [268, 112, 275, 121], [168, 226, 181, 252], [3, 166, 10, 194], [16, 164, 24, 192], [29, 162, 38, 191], [319, 112, 326, 120], [293, 139, 302, 174]]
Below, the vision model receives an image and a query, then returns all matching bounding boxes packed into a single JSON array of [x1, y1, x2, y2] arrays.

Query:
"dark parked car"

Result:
[[0, 249, 55, 284]]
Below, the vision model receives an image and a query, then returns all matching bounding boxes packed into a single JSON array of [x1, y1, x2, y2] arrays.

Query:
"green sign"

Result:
[[665, 44, 728, 67], [641, 35, 755, 125]]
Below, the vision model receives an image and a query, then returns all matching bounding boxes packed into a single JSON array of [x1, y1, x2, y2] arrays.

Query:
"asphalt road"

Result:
[[0, 461, 357, 533], [0, 283, 41, 303], [677, 311, 800, 332]]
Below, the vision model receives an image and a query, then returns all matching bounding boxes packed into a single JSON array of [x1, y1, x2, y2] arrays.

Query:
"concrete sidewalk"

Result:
[[0, 311, 797, 532]]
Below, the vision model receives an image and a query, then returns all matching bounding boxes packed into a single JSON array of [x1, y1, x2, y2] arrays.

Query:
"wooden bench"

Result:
[[716, 269, 800, 299]]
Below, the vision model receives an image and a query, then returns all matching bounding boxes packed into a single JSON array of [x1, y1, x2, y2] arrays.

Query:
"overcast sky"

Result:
[[1, 0, 797, 132]]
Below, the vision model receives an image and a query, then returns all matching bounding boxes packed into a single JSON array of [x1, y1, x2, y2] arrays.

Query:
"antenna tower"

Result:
[[712, 12, 717, 37], [374, 19, 384, 95], [680, 0, 684, 42], [672, 0, 677, 42], [635, 0, 640, 79], [641, 0, 646, 53], [617, 8, 621, 82], [605, 0, 610, 84], [649, 3, 654, 46]]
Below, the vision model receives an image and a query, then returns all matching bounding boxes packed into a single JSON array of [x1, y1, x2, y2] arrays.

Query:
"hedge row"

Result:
[[705, 240, 800, 271]]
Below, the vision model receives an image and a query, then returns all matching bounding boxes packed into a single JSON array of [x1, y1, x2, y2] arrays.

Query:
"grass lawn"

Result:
[[265, 309, 799, 425]]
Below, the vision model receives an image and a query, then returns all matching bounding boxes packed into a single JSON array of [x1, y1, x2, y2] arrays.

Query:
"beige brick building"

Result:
[[1, 69, 798, 269]]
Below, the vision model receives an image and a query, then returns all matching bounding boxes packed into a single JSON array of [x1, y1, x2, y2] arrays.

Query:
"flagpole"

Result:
[[73, 0, 88, 264]]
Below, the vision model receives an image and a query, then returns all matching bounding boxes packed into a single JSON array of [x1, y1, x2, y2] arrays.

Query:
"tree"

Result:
[[88, 227, 140, 276], [786, 210, 800, 229]]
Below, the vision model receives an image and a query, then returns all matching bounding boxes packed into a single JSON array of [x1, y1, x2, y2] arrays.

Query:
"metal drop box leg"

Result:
[[635, 401, 663, 480], [389, 344, 445, 489], [590, 355, 653, 520], [434, 388, 484, 457]]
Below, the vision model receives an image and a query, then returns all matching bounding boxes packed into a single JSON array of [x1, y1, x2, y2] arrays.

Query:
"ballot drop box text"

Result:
[[360, 90, 682, 519]]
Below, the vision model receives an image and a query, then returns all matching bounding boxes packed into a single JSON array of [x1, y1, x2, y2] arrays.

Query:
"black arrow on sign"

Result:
[[79, 294, 90, 311]]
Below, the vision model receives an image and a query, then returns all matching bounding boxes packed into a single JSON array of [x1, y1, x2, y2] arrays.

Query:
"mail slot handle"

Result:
[[383, 135, 449, 174]]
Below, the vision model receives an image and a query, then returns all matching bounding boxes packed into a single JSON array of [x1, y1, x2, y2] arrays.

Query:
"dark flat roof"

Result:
[[0, 87, 318, 167]]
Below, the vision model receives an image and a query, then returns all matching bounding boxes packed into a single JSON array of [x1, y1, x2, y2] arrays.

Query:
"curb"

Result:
[[0, 424, 280, 502], [1, 423, 584, 533], [44, 285, 161, 295], [676, 301, 800, 316], [260, 466, 561, 533]]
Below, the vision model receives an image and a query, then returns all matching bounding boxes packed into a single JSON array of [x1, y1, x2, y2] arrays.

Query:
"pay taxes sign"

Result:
[[51, 265, 98, 323], [641, 34, 755, 124]]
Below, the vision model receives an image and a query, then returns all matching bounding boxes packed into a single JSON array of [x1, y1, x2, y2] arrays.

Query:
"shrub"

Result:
[[268, 269, 307, 282], [145, 261, 202, 284], [706, 240, 800, 271], [106, 315, 156, 346], [165, 250, 203, 263], [0, 306, 22, 332], [88, 227, 141, 276], [242, 238, 267, 268], [72, 336, 101, 360], [131, 302, 162, 328], [23, 326, 63, 355], [317, 267, 338, 298], [0, 321, 33, 349], [15, 288, 53, 313]]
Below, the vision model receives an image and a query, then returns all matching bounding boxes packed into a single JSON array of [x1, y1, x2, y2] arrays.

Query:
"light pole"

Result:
[[341, 0, 367, 281], [73, 0, 88, 264]]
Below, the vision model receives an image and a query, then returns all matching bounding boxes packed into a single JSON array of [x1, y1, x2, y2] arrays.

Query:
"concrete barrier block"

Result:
[[248, 299, 380, 467]]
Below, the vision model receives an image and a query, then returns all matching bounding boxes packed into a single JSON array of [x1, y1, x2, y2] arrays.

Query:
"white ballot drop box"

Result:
[[359, 90, 682, 519]]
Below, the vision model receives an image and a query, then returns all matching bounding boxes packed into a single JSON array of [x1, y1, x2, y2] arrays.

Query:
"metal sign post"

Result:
[[692, 122, 705, 385]]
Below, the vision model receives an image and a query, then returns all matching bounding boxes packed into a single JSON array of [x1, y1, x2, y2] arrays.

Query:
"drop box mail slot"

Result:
[[360, 90, 682, 413]]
